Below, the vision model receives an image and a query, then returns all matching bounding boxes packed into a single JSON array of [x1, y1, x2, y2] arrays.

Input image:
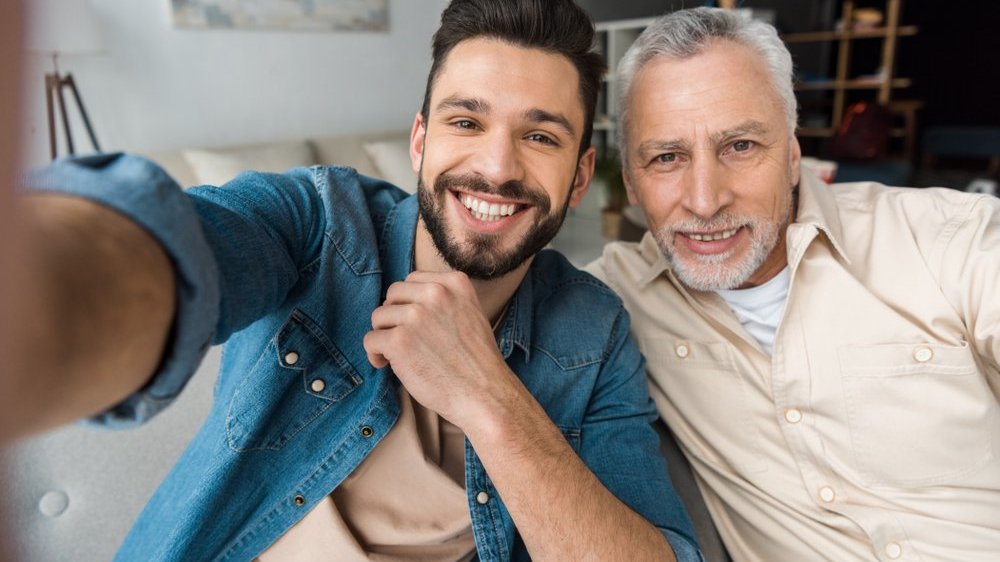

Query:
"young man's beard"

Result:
[[417, 171, 573, 281]]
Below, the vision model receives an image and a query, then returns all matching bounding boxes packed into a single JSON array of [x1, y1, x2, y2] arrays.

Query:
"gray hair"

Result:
[[616, 7, 797, 162]]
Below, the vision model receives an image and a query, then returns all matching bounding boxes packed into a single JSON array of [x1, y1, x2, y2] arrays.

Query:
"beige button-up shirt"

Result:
[[587, 171, 1000, 561]]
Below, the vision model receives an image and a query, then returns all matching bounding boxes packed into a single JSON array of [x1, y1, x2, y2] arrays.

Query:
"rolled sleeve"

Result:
[[24, 153, 220, 427]]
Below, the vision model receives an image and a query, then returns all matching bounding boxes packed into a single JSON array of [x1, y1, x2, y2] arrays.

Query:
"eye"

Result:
[[654, 153, 677, 164], [526, 133, 558, 146], [452, 119, 478, 130], [732, 140, 754, 152]]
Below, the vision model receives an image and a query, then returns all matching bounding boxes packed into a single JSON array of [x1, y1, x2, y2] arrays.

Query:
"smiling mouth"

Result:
[[685, 228, 740, 242], [459, 193, 526, 223]]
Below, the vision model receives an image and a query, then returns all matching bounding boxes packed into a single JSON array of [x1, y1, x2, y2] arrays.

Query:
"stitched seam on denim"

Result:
[[529, 345, 603, 370], [605, 307, 625, 359], [313, 167, 381, 277], [290, 310, 363, 384], [225, 330, 279, 451], [224, 311, 358, 452], [220, 381, 398, 560]]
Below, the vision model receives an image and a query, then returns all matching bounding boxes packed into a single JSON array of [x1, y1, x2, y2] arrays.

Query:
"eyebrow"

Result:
[[435, 96, 490, 114], [525, 108, 577, 140], [710, 120, 770, 145], [636, 120, 771, 156], [434, 96, 577, 140]]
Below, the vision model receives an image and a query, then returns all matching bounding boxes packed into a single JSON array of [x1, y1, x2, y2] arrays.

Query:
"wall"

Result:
[[21, 0, 449, 167]]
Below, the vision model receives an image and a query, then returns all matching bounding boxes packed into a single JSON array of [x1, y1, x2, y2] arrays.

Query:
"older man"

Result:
[[588, 7, 1000, 562]]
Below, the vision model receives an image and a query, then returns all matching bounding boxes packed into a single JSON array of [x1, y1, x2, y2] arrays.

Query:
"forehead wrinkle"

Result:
[[524, 108, 577, 140], [709, 120, 770, 145]]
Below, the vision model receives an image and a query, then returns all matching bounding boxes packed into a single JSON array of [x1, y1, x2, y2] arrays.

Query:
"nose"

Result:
[[680, 155, 734, 220], [471, 130, 526, 188]]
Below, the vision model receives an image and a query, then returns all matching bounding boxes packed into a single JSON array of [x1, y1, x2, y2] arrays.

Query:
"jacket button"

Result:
[[360, 425, 374, 438], [284, 351, 300, 366], [310, 379, 325, 392], [293, 495, 305, 506], [476, 491, 490, 505]]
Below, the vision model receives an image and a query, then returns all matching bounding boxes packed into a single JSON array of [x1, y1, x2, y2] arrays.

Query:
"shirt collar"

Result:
[[497, 267, 534, 361], [380, 194, 418, 290], [636, 165, 850, 288], [794, 167, 851, 264], [380, 193, 534, 361]]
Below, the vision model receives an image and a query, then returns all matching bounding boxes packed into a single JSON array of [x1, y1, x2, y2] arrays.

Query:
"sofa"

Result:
[[2, 130, 729, 562]]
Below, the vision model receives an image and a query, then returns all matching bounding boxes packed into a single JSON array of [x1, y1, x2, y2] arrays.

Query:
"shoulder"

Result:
[[215, 165, 410, 233], [584, 235, 670, 297], [532, 250, 622, 310], [830, 181, 989, 230], [528, 250, 633, 355]]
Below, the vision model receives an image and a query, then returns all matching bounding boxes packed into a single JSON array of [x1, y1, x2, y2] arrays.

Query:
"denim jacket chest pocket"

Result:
[[227, 310, 363, 452]]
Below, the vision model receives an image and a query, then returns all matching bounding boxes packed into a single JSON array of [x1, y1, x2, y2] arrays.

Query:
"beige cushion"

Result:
[[142, 149, 198, 189], [363, 139, 417, 194], [182, 140, 316, 186], [312, 130, 410, 178]]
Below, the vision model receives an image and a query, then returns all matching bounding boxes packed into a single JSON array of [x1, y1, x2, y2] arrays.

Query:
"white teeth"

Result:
[[689, 228, 739, 242], [461, 194, 519, 222]]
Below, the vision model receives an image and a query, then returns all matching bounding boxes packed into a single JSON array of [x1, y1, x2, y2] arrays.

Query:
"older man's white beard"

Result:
[[653, 212, 784, 292]]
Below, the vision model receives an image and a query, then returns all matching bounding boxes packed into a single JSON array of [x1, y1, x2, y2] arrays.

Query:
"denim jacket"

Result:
[[27, 154, 702, 562]]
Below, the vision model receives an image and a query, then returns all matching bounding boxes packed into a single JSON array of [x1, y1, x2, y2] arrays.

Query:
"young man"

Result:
[[588, 7, 1000, 561], [16, 1, 702, 560]]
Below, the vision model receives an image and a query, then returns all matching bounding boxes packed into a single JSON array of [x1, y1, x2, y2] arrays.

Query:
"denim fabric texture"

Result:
[[26, 153, 703, 562]]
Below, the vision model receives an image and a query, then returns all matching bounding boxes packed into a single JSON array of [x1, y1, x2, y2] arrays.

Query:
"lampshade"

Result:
[[24, 0, 103, 56]]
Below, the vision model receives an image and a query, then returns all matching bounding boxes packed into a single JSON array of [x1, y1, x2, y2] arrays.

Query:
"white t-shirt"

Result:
[[715, 267, 790, 356]]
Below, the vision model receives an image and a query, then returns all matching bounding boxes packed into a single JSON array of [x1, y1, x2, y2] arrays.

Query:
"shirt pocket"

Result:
[[838, 341, 998, 487], [644, 338, 768, 474], [226, 309, 363, 452]]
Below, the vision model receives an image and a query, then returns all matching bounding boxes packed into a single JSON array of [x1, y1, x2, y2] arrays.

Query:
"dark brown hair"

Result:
[[420, 0, 606, 156]]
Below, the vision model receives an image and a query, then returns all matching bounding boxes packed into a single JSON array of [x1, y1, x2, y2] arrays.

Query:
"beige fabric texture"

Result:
[[183, 140, 317, 186], [363, 139, 417, 194], [257, 388, 475, 562], [587, 170, 1000, 562]]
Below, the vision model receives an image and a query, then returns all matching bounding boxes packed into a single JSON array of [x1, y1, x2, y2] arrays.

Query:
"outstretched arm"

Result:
[[2, 194, 175, 441]]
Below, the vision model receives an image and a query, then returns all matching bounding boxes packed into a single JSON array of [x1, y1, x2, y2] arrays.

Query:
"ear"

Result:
[[623, 160, 639, 206], [568, 146, 596, 209], [409, 112, 426, 174], [789, 135, 802, 187]]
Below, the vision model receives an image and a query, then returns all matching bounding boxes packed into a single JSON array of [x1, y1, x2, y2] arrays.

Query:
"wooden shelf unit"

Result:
[[785, 0, 917, 142]]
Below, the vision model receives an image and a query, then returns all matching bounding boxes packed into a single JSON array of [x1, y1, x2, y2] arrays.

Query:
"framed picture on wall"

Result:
[[170, 0, 389, 32]]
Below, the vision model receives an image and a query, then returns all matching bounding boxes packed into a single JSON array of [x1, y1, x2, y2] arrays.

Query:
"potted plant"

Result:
[[593, 148, 628, 239]]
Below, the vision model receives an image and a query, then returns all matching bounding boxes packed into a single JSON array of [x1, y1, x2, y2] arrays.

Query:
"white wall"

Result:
[[21, 0, 449, 167]]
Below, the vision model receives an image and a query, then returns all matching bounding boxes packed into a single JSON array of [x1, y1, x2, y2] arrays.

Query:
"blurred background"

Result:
[[3, 1, 997, 561]]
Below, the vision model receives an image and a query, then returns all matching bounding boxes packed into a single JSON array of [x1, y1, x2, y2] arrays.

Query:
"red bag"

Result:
[[830, 101, 891, 160]]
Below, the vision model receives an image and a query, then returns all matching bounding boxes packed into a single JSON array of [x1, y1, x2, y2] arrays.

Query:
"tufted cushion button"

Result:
[[39, 491, 70, 517]]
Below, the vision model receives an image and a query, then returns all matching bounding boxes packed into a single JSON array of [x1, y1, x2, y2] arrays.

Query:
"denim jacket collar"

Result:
[[381, 195, 533, 362]]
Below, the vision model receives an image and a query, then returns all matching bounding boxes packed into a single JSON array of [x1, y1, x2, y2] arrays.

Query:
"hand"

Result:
[[363, 271, 515, 428]]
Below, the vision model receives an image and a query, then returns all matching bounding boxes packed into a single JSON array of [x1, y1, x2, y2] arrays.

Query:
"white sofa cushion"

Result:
[[182, 139, 317, 186], [363, 139, 417, 194]]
